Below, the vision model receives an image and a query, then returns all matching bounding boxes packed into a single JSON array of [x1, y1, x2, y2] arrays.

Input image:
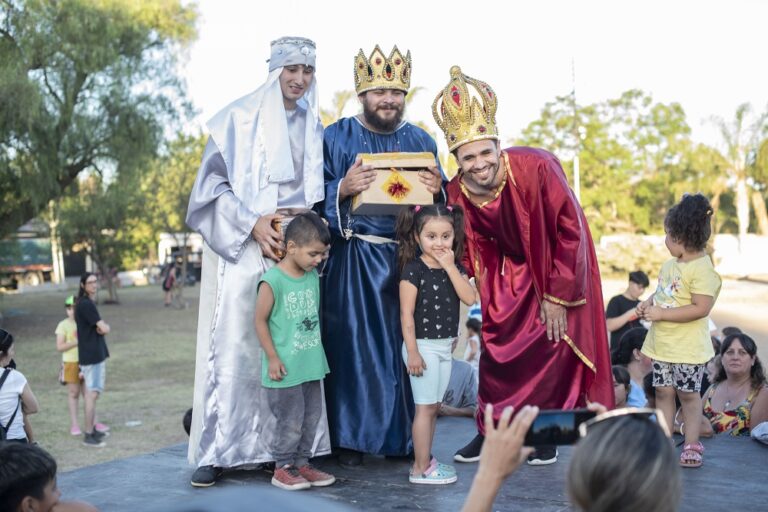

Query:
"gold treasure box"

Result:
[[351, 152, 436, 215]]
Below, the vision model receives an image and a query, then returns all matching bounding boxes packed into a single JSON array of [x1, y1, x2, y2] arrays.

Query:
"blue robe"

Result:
[[320, 117, 439, 455]]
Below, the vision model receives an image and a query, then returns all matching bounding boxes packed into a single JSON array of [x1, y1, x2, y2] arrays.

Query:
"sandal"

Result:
[[680, 442, 704, 468]]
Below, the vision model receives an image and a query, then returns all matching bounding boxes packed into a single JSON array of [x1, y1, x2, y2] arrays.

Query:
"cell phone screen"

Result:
[[523, 408, 597, 446]]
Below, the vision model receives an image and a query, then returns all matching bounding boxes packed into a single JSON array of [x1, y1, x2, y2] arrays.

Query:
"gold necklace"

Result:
[[723, 378, 750, 409]]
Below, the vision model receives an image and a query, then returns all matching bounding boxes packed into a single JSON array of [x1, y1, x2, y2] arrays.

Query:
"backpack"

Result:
[[0, 368, 21, 441]]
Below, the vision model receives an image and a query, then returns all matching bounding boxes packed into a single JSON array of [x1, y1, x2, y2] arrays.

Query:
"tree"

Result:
[[58, 168, 143, 303], [711, 103, 768, 240], [320, 90, 354, 127], [0, 0, 198, 238], [516, 90, 694, 237], [139, 132, 205, 307]]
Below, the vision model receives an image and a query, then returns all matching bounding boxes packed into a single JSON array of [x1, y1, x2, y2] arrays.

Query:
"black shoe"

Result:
[[527, 446, 558, 466], [337, 449, 363, 468], [454, 434, 484, 462], [91, 429, 108, 440], [191, 465, 222, 487], [82, 432, 106, 447]]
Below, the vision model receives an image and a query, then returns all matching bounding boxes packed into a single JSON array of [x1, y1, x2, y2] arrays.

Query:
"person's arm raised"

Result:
[[462, 404, 538, 512]]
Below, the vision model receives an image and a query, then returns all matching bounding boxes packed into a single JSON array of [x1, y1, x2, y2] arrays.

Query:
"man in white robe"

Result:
[[185, 36, 329, 487]]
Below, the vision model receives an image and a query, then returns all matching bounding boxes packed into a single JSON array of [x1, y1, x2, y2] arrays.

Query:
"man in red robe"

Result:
[[433, 66, 613, 465]]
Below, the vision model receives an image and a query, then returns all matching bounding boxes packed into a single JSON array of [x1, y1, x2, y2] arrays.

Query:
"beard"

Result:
[[362, 99, 405, 133]]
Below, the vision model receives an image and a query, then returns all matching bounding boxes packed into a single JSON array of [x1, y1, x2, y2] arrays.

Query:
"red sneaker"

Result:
[[271, 465, 311, 491], [297, 464, 336, 487]]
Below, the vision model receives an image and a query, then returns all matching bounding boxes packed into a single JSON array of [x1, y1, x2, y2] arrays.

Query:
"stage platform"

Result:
[[59, 416, 767, 511]]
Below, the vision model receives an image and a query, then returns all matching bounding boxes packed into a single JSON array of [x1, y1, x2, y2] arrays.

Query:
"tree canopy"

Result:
[[0, 0, 198, 238]]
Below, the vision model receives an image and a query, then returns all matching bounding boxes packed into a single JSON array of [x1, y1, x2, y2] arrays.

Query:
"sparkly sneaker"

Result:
[[297, 464, 336, 486], [409, 459, 457, 485], [70, 425, 82, 436], [272, 465, 311, 491], [94, 422, 110, 433], [430, 456, 456, 475]]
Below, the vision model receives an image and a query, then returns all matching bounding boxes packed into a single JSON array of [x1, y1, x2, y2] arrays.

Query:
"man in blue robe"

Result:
[[320, 45, 442, 466]]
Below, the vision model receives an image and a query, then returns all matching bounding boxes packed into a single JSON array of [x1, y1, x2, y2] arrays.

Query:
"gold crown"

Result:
[[432, 66, 499, 152], [354, 45, 411, 94]]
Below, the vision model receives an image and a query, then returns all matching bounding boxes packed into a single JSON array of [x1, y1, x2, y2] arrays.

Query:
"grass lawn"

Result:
[[0, 284, 198, 471]]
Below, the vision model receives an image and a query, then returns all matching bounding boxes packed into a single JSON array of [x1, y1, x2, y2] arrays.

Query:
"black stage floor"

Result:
[[59, 416, 767, 511]]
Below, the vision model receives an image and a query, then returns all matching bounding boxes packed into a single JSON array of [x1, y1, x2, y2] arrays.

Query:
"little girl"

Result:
[[395, 204, 476, 485], [55, 295, 84, 435], [637, 193, 721, 468]]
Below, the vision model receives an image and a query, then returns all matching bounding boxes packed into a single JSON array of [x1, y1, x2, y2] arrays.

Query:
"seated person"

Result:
[[440, 339, 478, 418], [461, 403, 680, 512], [611, 327, 651, 407], [606, 270, 649, 354], [0, 443, 98, 512], [612, 366, 631, 408], [700, 333, 768, 436], [463, 319, 481, 372]]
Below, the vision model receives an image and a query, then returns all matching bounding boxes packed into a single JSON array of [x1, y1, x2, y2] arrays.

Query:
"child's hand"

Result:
[[434, 248, 456, 270], [268, 356, 287, 381], [643, 305, 664, 322], [635, 298, 651, 317], [406, 350, 427, 377]]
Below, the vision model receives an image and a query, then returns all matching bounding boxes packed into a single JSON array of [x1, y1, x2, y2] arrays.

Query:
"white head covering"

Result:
[[205, 37, 323, 212], [268, 36, 316, 71]]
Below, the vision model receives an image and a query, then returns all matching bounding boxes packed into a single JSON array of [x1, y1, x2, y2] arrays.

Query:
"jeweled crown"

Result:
[[432, 66, 499, 152], [354, 45, 411, 94]]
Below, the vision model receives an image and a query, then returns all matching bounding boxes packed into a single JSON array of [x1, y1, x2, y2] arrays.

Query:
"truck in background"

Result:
[[0, 238, 54, 288]]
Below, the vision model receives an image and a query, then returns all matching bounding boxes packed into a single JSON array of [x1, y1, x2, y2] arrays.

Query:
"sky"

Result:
[[182, 0, 768, 156]]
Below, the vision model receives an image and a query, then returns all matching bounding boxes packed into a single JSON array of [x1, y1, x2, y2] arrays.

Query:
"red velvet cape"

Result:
[[447, 147, 614, 433]]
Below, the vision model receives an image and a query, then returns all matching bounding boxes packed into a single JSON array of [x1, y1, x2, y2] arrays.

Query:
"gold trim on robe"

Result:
[[544, 293, 587, 307], [563, 334, 596, 373]]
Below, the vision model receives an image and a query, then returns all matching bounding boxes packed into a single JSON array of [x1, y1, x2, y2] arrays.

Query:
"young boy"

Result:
[[254, 212, 335, 491], [0, 443, 97, 512]]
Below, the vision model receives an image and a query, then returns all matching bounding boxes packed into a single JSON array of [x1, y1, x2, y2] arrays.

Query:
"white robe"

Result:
[[186, 71, 329, 467]]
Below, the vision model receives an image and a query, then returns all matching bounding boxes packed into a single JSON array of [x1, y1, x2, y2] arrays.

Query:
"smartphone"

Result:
[[523, 408, 597, 446]]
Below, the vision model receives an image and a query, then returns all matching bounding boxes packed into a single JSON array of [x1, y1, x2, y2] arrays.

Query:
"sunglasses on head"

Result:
[[578, 407, 671, 438]]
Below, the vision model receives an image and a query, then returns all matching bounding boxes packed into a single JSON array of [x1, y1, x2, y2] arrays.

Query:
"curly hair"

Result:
[[664, 193, 713, 252]]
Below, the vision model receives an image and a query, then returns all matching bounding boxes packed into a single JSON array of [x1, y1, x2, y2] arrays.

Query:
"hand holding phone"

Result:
[[523, 408, 597, 446]]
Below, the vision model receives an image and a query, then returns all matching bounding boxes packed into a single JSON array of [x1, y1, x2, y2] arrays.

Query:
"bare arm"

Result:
[[95, 320, 110, 335], [56, 333, 78, 352], [434, 249, 476, 305], [466, 337, 479, 362], [750, 386, 768, 427], [462, 404, 538, 512], [606, 308, 638, 332], [439, 404, 476, 417], [21, 383, 39, 415], [642, 293, 714, 323], [400, 281, 426, 377], [254, 283, 286, 382]]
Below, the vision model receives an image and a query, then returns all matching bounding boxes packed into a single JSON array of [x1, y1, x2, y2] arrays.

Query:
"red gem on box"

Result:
[[478, 125, 487, 133], [375, 58, 382, 65], [359, 63, 364, 69], [395, 59, 401, 65]]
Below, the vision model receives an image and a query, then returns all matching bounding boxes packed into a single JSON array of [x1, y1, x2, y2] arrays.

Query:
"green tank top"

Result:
[[259, 266, 329, 388]]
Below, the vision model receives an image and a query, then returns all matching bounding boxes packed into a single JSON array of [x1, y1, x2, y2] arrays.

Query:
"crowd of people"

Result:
[[2, 34, 767, 512]]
